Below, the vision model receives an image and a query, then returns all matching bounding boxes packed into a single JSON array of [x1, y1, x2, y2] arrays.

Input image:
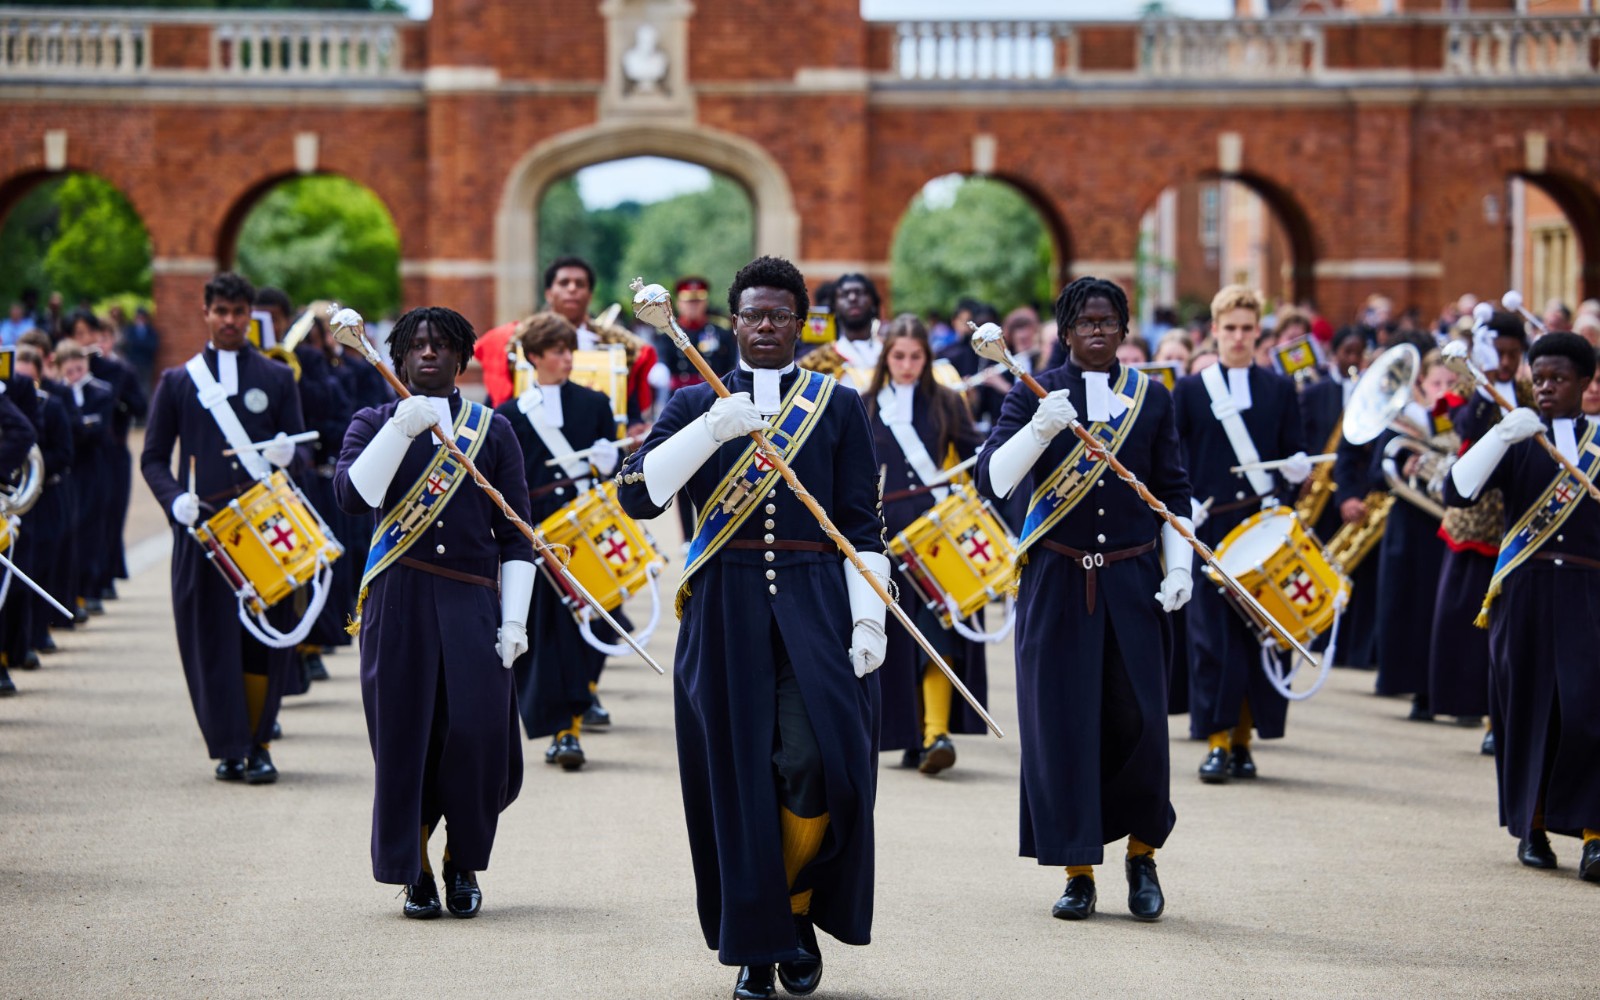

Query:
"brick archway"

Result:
[[1515, 171, 1600, 302], [494, 121, 801, 324]]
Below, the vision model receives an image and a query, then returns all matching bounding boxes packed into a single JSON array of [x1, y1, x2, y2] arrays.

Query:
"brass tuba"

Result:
[[0, 444, 44, 518], [1323, 344, 1422, 571]]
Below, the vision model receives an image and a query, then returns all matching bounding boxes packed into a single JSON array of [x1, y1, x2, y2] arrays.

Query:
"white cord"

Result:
[[236, 560, 333, 649], [578, 564, 663, 657], [943, 593, 1017, 644]]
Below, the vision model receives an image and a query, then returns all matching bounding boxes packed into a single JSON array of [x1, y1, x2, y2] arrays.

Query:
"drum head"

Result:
[[1217, 511, 1295, 577]]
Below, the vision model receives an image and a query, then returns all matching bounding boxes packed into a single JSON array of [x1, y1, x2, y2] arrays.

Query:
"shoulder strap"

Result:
[[1200, 364, 1273, 496], [518, 389, 589, 485], [877, 386, 947, 503], [185, 353, 270, 482]]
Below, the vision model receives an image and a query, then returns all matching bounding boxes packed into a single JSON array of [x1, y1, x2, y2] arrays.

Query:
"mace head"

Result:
[[1501, 289, 1524, 313], [969, 321, 1011, 366], [326, 303, 374, 359], [1471, 302, 1495, 327], [630, 277, 675, 334]]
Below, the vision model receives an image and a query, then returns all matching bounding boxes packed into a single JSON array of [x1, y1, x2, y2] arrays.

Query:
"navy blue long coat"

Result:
[[1172, 365, 1303, 740], [27, 387, 76, 636], [977, 360, 1191, 866], [868, 381, 989, 753], [0, 381, 43, 665], [1331, 433, 1383, 668], [617, 367, 882, 967], [91, 352, 146, 584], [70, 377, 116, 599], [1444, 415, 1600, 840], [335, 392, 534, 884], [141, 346, 305, 759], [495, 380, 619, 739]]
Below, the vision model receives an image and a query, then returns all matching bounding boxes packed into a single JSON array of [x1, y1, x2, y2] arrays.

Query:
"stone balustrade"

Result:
[[1, 11, 150, 75], [1446, 16, 1600, 77], [894, 21, 1066, 81]]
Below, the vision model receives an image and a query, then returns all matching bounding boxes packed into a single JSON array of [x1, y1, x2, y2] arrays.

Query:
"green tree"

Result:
[[889, 176, 1057, 318], [537, 176, 639, 312], [616, 176, 753, 313], [0, 181, 61, 308], [41, 174, 153, 305], [235, 175, 400, 319]]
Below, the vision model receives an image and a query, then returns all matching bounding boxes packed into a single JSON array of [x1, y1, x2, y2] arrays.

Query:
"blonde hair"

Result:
[[54, 341, 89, 364], [1211, 284, 1263, 322]]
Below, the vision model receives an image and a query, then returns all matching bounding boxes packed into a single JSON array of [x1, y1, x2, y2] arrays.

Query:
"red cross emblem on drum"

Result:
[[258, 513, 300, 556], [959, 526, 995, 566], [1284, 569, 1319, 609], [596, 526, 632, 567]]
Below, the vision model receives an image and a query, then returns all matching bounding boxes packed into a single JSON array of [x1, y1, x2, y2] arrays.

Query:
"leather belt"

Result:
[[203, 482, 253, 505], [397, 557, 498, 590], [725, 540, 834, 554], [531, 476, 589, 500], [883, 483, 946, 504], [1038, 537, 1158, 615], [1209, 493, 1273, 516], [1532, 550, 1600, 572]]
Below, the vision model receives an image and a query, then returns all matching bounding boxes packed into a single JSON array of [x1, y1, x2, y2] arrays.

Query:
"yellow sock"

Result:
[[1584, 829, 1599, 844], [921, 663, 954, 748], [782, 808, 829, 914], [1232, 699, 1254, 749], [1126, 836, 1156, 860], [1066, 865, 1095, 880], [243, 673, 269, 745], [420, 824, 434, 875], [790, 888, 813, 915], [1208, 730, 1232, 752], [588, 680, 598, 695], [557, 714, 583, 741]]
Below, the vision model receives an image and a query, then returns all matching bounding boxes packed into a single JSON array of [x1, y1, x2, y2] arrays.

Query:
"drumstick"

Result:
[[924, 455, 979, 487], [188, 456, 196, 496], [223, 430, 320, 456], [632, 278, 1004, 739], [1230, 453, 1338, 475], [543, 433, 644, 467], [969, 323, 1319, 666], [326, 306, 665, 676]]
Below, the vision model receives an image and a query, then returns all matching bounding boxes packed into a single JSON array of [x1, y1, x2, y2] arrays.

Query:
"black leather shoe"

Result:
[[0, 668, 14, 696], [1581, 840, 1600, 883], [919, 734, 957, 776], [778, 914, 823, 996], [1051, 875, 1096, 920], [37, 634, 57, 654], [71, 606, 88, 625], [544, 739, 561, 764], [442, 862, 482, 917], [583, 693, 611, 728], [1229, 744, 1258, 779], [304, 654, 329, 682], [1518, 830, 1557, 869], [1481, 730, 1496, 756], [271, 721, 283, 741], [733, 964, 776, 999], [215, 758, 246, 781], [19, 650, 39, 671], [554, 733, 585, 771], [899, 747, 922, 769], [403, 872, 442, 919], [84, 597, 105, 616], [1126, 854, 1165, 921], [1408, 696, 1435, 722], [244, 747, 278, 785], [101, 583, 118, 601], [1198, 747, 1231, 784]]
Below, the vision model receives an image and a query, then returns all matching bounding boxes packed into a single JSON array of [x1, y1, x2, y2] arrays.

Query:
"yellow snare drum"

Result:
[[571, 345, 630, 435], [0, 515, 13, 555], [191, 471, 344, 614], [535, 481, 663, 614], [889, 484, 1016, 627], [1204, 505, 1349, 650]]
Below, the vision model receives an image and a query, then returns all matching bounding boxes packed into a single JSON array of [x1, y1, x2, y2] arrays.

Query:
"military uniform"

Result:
[[90, 351, 147, 590]]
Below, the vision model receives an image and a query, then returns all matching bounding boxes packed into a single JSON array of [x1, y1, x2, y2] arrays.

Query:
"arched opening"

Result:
[[888, 173, 1066, 326], [223, 174, 402, 323], [496, 122, 800, 324], [536, 156, 755, 315], [0, 170, 153, 333], [1509, 173, 1599, 319], [1137, 175, 1312, 328]]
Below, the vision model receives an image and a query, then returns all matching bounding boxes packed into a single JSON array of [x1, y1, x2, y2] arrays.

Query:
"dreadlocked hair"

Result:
[[388, 306, 477, 374], [1054, 277, 1129, 341], [728, 255, 809, 319]]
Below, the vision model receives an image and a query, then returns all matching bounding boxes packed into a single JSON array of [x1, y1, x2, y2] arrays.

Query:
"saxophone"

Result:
[[1294, 422, 1343, 527], [1325, 490, 1394, 572]]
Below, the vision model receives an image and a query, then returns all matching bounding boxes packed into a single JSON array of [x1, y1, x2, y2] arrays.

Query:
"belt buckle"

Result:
[[1080, 552, 1105, 570]]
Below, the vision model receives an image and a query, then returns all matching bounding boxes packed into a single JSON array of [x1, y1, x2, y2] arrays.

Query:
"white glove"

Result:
[[1190, 497, 1209, 530], [844, 551, 891, 678], [261, 432, 295, 468], [393, 395, 442, 438], [496, 623, 528, 670], [497, 560, 536, 669], [1279, 451, 1313, 485], [1156, 569, 1192, 613], [587, 437, 621, 476], [705, 392, 767, 443], [1029, 389, 1078, 443], [1155, 516, 1195, 613], [171, 492, 200, 527], [1493, 407, 1542, 444]]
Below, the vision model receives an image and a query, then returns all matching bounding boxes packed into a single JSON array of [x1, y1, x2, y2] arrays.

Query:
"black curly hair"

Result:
[[1483, 310, 1529, 345], [388, 305, 476, 375], [728, 255, 809, 320], [204, 272, 255, 308], [1053, 277, 1129, 342], [1527, 330, 1597, 381]]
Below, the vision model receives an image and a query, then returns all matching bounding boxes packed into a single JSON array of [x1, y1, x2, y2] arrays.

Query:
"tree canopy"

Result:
[[0, 174, 152, 310]]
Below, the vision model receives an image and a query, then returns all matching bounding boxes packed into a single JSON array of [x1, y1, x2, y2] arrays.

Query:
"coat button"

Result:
[[1236, 491, 1246, 500], [1097, 479, 1105, 487], [764, 519, 775, 529], [1554, 558, 1565, 567], [1097, 533, 1106, 544], [764, 533, 775, 544], [436, 520, 444, 528], [1557, 534, 1564, 542], [1097, 508, 1105, 516], [767, 489, 777, 498], [230, 461, 239, 470], [769, 584, 778, 595], [764, 551, 774, 562], [435, 544, 446, 554], [554, 487, 565, 496], [765, 503, 776, 514], [766, 569, 776, 580]]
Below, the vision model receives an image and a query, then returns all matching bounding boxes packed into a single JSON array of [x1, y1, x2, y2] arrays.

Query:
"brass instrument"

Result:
[[1381, 433, 1456, 519], [1325, 344, 1426, 571], [1324, 490, 1394, 572], [0, 444, 44, 517], [1294, 421, 1344, 527], [797, 340, 871, 391]]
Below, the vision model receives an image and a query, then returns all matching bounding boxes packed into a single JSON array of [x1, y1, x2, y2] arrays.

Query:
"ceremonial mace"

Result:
[[327, 307, 666, 675], [969, 323, 1319, 665], [631, 279, 1003, 738]]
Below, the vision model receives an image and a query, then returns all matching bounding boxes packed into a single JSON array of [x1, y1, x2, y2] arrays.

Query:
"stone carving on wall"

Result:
[[601, 0, 695, 120]]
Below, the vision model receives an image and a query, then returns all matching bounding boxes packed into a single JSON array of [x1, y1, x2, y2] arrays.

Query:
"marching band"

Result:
[[4, 256, 1599, 1000]]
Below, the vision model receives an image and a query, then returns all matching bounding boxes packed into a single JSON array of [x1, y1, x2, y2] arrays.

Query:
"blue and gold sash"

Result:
[[676, 370, 834, 614], [1475, 419, 1600, 628], [1017, 366, 1149, 555], [346, 400, 491, 635]]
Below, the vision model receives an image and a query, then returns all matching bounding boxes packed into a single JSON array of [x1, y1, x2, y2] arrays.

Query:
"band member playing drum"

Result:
[[865, 314, 987, 775], [976, 277, 1192, 922], [617, 256, 886, 999], [1173, 285, 1312, 783], [494, 312, 621, 770], [140, 272, 306, 785], [334, 306, 536, 918], [1444, 331, 1600, 884]]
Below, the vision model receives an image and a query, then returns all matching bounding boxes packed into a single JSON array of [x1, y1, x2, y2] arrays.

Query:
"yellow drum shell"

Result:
[[535, 481, 663, 614], [888, 484, 1016, 627], [0, 516, 13, 555], [191, 471, 343, 614], [1204, 505, 1350, 649]]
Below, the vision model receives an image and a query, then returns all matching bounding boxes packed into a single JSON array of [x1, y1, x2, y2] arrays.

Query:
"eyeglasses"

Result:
[[1071, 318, 1123, 336], [737, 308, 798, 329]]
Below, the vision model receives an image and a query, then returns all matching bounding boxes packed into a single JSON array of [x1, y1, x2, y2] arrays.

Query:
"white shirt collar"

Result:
[[739, 359, 796, 416], [210, 344, 239, 396], [834, 334, 881, 370], [1083, 370, 1128, 423], [1553, 417, 1579, 464], [887, 382, 915, 426], [1225, 365, 1253, 412], [425, 393, 453, 431], [538, 382, 564, 427], [575, 323, 598, 351]]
